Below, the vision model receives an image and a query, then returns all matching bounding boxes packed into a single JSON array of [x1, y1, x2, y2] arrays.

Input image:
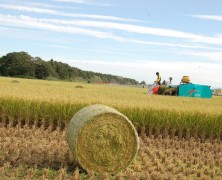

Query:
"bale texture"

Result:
[[66, 104, 139, 173]]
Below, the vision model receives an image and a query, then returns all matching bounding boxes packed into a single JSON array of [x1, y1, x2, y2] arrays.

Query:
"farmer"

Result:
[[155, 72, 161, 85]]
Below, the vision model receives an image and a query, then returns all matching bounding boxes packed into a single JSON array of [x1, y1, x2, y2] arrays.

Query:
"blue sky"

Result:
[[0, 0, 222, 87]]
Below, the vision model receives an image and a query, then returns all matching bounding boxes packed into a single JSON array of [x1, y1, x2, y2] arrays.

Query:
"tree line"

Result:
[[0, 52, 138, 85]]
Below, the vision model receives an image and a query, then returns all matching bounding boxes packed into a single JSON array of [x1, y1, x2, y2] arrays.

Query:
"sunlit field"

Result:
[[0, 76, 222, 138], [1, 76, 221, 114], [0, 76, 222, 179]]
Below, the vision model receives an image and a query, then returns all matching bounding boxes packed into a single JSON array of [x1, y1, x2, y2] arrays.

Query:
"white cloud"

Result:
[[127, 39, 202, 48], [53, 0, 113, 6], [36, 44, 148, 57], [0, 4, 135, 21], [2, 14, 222, 51], [24, 2, 80, 10], [0, 14, 220, 53], [0, 4, 58, 14], [1, 5, 222, 45], [34, 17, 222, 46], [215, 34, 222, 38], [0, 26, 16, 31], [182, 51, 222, 61], [0, 14, 196, 49], [0, 14, 123, 40], [54, 0, 87, 3], [191, 14, 222, 21], [1, 0, 80, 10], [0, 26, 72, 43]]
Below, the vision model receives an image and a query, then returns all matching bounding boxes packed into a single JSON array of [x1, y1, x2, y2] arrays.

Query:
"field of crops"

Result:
[[0, 76, 222, 179]]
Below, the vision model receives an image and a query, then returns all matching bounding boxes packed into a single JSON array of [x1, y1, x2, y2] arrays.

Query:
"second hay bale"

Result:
[[66, 104, 139, 173]]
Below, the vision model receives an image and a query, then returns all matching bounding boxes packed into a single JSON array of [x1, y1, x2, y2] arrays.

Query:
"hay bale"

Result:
[[11, 80, 20, 83], [66, 104, 139, 174], [75, 85, 83, 88]]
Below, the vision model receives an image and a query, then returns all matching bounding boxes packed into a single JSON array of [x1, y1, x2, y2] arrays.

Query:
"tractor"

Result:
[[149, 76, 212, 98]]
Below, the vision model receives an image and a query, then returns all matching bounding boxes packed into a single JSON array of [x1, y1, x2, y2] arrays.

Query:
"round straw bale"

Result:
[[66, 104, 139, 173]]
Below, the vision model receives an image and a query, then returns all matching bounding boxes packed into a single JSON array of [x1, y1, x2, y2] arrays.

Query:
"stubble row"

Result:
[[0, 124, 222, 179]]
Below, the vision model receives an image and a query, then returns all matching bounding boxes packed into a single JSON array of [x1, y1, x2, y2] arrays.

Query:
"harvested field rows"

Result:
[[1, 124, 222, 179]]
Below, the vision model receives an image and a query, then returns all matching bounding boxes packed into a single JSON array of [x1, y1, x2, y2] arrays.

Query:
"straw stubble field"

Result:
[[1, 124, 222, 179], [0, 76, 222, 179]]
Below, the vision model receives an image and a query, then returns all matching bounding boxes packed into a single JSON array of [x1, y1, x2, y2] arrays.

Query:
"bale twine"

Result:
[[66, 104, 139, 174]]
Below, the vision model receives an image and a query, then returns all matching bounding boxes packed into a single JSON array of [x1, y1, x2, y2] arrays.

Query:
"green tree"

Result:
[[140, 81, 146, 85], [34, 64, 49, 79], [0, 52, 139, 85], [0, 52, 35, 77]]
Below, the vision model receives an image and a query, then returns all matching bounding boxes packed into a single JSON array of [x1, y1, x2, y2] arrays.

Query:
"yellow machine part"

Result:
[[181, 76, 190, 83]]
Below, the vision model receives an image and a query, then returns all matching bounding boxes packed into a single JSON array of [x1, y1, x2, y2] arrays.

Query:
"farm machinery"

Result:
[[149, 76, 212, 98]]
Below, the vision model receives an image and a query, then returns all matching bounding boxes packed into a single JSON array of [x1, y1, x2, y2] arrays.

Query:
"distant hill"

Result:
[[0, 51, 138, 85]]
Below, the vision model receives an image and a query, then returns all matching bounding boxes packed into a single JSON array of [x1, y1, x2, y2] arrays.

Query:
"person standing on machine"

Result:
[[155, 72, 161, 85]]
